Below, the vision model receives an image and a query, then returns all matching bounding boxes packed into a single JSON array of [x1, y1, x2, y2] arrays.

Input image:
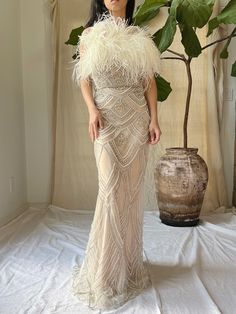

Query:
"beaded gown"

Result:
[[71, 13, 161, 311]]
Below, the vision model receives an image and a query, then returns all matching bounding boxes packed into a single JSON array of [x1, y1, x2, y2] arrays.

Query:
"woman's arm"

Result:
[[144, 76, 162, 144], [80, 79, 104, 142], [78, 28, 104, 142]]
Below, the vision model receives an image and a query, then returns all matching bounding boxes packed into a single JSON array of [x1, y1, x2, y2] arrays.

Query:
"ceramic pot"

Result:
[[154, 147, 208, 227]]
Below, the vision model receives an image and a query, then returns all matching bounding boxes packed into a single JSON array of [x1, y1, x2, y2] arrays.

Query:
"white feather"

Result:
[[71, 12, 161, 91]]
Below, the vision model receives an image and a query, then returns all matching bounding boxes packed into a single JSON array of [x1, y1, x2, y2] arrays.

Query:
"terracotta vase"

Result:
[[154, 147, 208, 227]]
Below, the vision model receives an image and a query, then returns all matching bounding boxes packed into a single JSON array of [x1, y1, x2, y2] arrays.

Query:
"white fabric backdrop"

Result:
[[50, 0, 232, 214]]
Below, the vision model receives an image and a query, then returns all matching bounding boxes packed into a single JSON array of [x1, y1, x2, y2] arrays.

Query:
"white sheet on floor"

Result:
[[0, 205, 236, 314]]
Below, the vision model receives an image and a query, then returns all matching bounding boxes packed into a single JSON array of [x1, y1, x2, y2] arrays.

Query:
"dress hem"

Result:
[[71, 263, 152, 311]]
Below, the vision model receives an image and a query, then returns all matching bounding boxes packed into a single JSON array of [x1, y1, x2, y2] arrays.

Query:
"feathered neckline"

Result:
[[96, 12, 128, 25], [89, 12, 148, 36], [71, 12, 161, 91]]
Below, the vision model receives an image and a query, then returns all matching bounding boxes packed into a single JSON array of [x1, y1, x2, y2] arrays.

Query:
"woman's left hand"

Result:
[[148, 120, 162, 144]]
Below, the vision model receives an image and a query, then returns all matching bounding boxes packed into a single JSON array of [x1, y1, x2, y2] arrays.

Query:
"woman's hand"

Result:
[[148, 120, 162, 144], [88, 107, 104, 142]]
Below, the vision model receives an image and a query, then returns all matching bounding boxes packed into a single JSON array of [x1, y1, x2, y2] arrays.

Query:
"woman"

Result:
[[71, 0, 161, 310]]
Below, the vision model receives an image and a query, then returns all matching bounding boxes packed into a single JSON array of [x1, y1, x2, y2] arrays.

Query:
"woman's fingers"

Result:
[[149, 129, 156, 144], [98, 117, 104, 129], [148, 128, 161, 144], [88, 111, 104, 142], [89, 121, 102, 142], [93, 122, 98, 140], [150, 130, 155, 142]]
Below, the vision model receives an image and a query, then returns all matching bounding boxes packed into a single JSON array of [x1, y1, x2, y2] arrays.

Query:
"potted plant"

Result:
[[133, 0, 236, 227], [65, 0, 236, 227]]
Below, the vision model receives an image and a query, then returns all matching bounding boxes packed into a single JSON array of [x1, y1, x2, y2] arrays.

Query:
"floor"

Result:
[[0, 205, 236, 314]]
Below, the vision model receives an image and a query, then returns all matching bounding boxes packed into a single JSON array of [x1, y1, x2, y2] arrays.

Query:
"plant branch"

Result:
[[166, 48, 186, 60], [201, 28, 236, 51], [183, 57, 193, 148], [161, 57, 186, 62]]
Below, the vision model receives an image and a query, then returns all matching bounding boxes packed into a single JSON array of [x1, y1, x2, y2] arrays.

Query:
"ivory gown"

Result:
[[71, 13, 161, 311]]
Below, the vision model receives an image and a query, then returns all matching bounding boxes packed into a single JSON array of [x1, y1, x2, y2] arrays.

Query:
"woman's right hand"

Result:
[[88, 107, 104, 142]]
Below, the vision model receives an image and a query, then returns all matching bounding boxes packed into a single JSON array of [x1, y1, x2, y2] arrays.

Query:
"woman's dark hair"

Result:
[[84, 0, 135, 28]]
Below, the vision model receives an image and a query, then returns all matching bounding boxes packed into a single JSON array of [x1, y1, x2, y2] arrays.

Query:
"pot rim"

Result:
[[165, 147, 198, 153]]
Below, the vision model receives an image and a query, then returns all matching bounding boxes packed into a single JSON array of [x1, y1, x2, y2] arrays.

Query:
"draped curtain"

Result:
[[49, 0, 231, 214]]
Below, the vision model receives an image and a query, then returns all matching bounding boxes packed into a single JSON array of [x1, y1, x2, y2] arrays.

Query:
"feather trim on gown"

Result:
[[71, 12, 161, 91]]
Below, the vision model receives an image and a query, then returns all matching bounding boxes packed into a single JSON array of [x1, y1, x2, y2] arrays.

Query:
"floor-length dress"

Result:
[[71, 13, 161, 311]]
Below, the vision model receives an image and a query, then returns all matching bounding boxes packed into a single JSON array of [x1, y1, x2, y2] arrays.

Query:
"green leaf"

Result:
[[231, 61, 236, 77], [207, 17, 218, 36], [179, 23, 202, 57], [133, 0, 168, 25], [220, 38, 230, 58], [215, 0, 236, 24], [154, 0, 178, 53], [177, 0, 215, 28], [153, 28, 163, 47], [156, 75, 172, 102], [72, 53, 78, 60], [220, 26, 236, 59], [208, 0, 236, 36], [65, 26, 84, 45]]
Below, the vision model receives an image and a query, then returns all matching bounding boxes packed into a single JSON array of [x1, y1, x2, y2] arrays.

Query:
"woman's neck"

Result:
[[109, 9, 126, 20]]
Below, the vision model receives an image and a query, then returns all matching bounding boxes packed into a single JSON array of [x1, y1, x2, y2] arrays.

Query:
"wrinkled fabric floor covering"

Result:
[[0, 205, 236, 314]]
